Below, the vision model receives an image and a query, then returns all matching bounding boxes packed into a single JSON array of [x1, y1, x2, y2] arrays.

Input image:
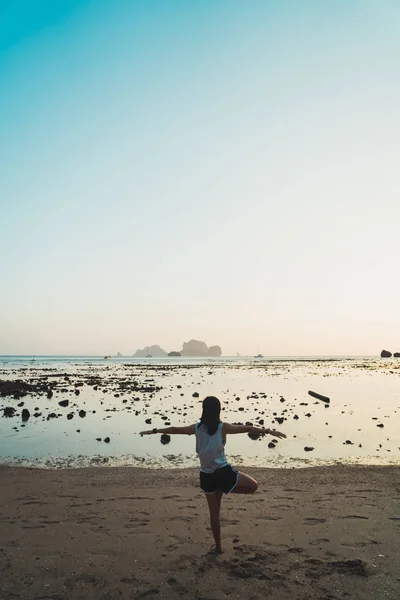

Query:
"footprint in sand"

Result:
[[303, 517, 326, 524]]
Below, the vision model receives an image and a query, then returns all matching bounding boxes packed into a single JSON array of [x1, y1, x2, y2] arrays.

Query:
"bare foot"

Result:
[[207, 546, 223, 555]]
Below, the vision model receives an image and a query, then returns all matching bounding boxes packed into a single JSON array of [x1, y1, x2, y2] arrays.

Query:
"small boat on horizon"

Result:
[[104, 355, 111, 360]]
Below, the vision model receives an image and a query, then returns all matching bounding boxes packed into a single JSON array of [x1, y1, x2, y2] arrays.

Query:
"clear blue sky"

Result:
[[1, 0, 399, 355]]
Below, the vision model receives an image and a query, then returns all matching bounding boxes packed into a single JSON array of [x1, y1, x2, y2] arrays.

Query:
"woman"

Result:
[[140, 395, 286, 554]]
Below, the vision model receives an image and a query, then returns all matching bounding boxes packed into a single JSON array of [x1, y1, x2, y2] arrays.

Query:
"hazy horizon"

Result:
[[1, 1, 399, 357]]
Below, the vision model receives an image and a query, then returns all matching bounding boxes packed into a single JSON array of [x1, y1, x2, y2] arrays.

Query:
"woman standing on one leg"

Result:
[[140, 396, 286, 554]]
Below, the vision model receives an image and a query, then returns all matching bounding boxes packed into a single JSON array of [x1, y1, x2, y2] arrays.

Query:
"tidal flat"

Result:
[[0, 357, 399, 469]]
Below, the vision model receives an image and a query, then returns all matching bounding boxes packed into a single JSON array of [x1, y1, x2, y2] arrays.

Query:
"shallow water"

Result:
[[0, 357, 399, 469]]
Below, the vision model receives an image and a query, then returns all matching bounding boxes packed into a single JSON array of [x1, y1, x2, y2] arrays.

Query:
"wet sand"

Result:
[[1, 358, 400, 468], [1, 464, 400, 599]]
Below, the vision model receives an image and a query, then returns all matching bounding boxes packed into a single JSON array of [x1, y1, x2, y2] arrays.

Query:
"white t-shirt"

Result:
[[195, 422, 229, 473]]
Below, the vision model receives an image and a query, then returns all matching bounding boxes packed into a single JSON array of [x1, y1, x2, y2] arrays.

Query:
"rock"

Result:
[[47, 412, 57, 420], [21, 409, 30, 421], [17, 401, 24, 407], [78, 410, 86, 418], [192, 392, 199, 398], [104, 437, 110, 443], [377, 423, 384, 428], [308, 390, 330, 403], [67, 413, 74, 420], [394, 352, 400, 358], [160, 434, 171, 445], [58, 400, 69, 407], [248, 433, 261, 440], [145, 418, 152, 424], [0, 380, 32, 397], [268, 442, 276, 448], [345, 440, 353, 445], [274, 417, 284, 424], [96, 437, 101, 441], [380, 350, 392, 358], [3, 407, 16, 417], [304, 446, 314, 452], [47, 389, 53, 399], [293, 414, 299, 420]]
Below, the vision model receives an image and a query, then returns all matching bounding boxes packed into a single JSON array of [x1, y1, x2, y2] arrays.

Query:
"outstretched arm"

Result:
[[223, 423, 286, 439], [140, 424, 196, 436]]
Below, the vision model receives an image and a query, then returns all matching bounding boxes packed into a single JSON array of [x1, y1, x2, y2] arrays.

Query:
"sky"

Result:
[[1, 0, 399, 356]]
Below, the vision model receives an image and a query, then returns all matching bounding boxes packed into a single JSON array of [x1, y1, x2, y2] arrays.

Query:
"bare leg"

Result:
[[205, 490, 223, 554], [231, 471, 258, 494]]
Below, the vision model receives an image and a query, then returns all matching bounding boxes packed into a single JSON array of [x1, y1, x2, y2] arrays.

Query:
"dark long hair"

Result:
[[199, 396, 221, 436]]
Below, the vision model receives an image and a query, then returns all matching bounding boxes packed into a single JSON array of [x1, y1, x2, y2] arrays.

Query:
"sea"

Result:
[[0, 355, 399, 469]]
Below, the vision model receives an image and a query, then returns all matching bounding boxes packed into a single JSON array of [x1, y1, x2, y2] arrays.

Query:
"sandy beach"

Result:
[[1, 464, 399, 599]]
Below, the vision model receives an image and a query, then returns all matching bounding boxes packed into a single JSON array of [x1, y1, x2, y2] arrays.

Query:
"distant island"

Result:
[[133, 345, 168, 358], [133, 339, 222, 357], [181, 339, 222, 357]]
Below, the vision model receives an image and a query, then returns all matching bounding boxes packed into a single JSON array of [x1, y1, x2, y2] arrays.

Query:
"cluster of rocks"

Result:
[[380, 350, 400, 358], [1, 359, 397, 462]]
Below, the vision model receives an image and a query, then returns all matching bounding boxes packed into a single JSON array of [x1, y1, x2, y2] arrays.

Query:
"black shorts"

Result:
[[200, 465, 239, 494]]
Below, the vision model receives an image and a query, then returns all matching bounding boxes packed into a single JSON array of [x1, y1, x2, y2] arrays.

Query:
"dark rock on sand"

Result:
[[58, 400, 69, 408], [160, 434, 171, 445], [380, 350, 392, 358], [268, 442, 276, 448], [3, 407, 16, 417], [67, 413, 74, 420], [192, 392, 199, 398], [377, 423, 384, 428], [308, 390, 330, 403], [21, 408, 30, 421], [104, 437, 110, 443], [0, 380, 31, 397], [78, 410, 86, 418], [304, 446, 314, 452], [47, 389, 53, 399], [145, 418, 152, 424], [394, 352, 400, 357]]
